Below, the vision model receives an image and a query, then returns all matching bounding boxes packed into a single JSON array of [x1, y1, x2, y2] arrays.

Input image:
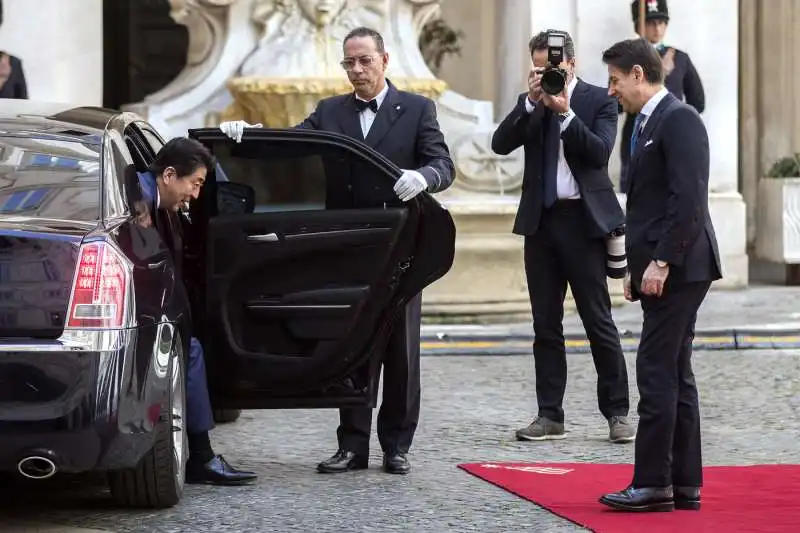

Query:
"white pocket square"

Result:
[[644, 139, 654, 147]]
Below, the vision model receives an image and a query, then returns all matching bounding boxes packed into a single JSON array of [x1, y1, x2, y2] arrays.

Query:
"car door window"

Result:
[[206, 138, 399, 215], [138, 127, 164, 153]]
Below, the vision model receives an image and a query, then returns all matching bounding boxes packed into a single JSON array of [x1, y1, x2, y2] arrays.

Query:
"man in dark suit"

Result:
[[619, 0, 705, 189], [491, 30, 633, 444], [599, 38, 722, 512], [221, 26, 454, 475], [138, 138, 257, 486]]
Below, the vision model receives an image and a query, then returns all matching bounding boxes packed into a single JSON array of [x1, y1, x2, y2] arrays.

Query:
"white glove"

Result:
[[219, 120, 262, 143], [393, 169, 428, 202]]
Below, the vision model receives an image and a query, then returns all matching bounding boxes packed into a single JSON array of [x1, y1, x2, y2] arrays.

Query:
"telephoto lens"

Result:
[[541, 68, 566, 95], [606, 225, 627, 279]]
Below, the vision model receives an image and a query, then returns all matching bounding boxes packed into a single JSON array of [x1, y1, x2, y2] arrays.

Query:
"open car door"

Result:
[[185, 128, 455, 409]]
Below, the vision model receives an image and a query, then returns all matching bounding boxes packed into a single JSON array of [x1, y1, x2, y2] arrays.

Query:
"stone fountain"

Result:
[[219, 0, 448, 127], [125, 0, 615, 322]]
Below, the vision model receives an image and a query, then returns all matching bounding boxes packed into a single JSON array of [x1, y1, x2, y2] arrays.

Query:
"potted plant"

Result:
[[755, 153, 800, 279]]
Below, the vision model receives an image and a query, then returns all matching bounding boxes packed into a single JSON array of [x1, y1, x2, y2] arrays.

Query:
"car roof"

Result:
[[0, 100, 121, 144]]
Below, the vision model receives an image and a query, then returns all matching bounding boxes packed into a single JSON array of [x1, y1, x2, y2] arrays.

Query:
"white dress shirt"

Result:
[[638, 86, 670, 131], [525, 76, 581, 200], [355, 81, 389, 138], [354, 80, 440, 192]]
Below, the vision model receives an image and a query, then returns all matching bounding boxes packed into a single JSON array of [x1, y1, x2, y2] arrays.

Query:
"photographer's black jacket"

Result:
[[491, 78, 624, 239]]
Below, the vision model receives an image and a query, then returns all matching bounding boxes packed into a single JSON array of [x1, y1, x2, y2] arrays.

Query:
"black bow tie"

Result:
[[355, 98, 378, 113]]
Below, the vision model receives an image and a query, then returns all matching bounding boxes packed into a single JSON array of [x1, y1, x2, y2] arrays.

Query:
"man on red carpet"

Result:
[[598, 38, 721, 512], [492, 29, 634, 445]]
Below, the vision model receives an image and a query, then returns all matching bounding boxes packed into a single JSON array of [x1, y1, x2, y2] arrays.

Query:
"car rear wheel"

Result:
[[213, 408, 241, 424], [108, 332, 188, 508]]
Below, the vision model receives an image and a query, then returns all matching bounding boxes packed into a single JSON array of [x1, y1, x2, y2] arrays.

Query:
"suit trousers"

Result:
[[337, 292, 423, 457], [524, 200, 629, 423], [187, 337, 216, 434], [633, 280, 711, 488]]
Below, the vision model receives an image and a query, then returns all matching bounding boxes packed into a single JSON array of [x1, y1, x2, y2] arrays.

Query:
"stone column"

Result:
[[743, 0, 800, 280], [756, 0, 800, 169], [494, 0, 532, 119], [0, 0, 103, 105], [739, 0, 759, 248]]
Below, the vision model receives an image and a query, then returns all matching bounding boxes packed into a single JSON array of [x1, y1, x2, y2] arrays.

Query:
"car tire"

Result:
[[108, 331, 188, 508], [213, 408, 241, 424]]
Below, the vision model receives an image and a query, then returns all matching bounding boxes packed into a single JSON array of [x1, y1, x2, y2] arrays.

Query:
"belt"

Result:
[[547, 198, 581, 210]]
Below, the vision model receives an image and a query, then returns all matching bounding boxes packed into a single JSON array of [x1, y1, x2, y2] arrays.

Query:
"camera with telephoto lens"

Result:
[[606, 225, 627, 279], [541, 31, 568, 95]]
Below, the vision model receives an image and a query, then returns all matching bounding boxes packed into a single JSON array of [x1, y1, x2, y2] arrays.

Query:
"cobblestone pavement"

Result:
[[2, 350, 800, 532]]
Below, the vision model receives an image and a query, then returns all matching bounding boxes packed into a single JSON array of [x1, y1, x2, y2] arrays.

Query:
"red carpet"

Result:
[[458, 462, 800, 532]]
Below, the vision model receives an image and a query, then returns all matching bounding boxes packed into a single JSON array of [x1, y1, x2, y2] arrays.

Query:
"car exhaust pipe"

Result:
[[17, 454, 58, 480]]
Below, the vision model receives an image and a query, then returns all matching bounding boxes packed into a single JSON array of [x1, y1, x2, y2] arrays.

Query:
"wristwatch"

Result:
[[655, 260, 668, 268], [557, 109, 573, 123]]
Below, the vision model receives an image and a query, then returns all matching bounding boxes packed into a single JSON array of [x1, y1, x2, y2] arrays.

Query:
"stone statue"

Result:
[[127, 0, 522, 196], [240, 0, 386, 78]]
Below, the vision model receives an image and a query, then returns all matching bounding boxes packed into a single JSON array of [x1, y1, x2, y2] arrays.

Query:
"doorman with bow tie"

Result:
[[221, 25, 455, 477]]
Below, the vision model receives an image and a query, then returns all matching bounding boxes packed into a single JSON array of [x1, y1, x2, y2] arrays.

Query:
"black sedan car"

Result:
[[0, 100, 455, 508]]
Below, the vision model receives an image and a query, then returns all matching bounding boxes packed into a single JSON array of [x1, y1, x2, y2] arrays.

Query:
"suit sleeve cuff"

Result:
[[559, 110, 577, 133], [417, 167, 438, 191]]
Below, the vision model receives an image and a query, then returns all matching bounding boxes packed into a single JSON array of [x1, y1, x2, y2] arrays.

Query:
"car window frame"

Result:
[[135, 123, 166, 156], [187, 128, 405, 218], [103, 129, 135, 223]]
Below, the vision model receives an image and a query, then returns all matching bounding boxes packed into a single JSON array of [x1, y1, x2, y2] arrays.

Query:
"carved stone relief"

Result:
[[124, 0, 524, 195]]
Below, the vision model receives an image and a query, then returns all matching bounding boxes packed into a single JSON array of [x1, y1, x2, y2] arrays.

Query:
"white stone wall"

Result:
[[0, 0, 103, 105]]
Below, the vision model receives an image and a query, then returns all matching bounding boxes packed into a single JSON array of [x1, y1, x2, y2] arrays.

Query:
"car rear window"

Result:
[[0, 136, 101, 221]]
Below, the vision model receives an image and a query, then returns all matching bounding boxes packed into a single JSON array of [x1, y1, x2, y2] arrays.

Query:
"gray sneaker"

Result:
[[515, 417, 566, 441], [608, 415, 636, 443]]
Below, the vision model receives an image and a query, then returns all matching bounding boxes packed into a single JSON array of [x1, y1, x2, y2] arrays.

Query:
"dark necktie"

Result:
[[656, 44, 667, 56], [541, 108, 560, 208], [355, 98, 378, 113], [629, 113, 646, 156]]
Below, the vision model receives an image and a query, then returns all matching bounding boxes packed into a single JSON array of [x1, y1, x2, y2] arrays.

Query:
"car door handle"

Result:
[[247, 232, 279, 243], [147, 260, 167, 270]]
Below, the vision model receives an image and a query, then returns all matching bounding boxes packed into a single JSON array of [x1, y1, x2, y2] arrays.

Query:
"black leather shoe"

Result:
[[317, 450, 368, 473], [599, 486, 674, 512], [674, 486, 701, 510], [186, 455, 257, 486], [383, 453, 411, 475]]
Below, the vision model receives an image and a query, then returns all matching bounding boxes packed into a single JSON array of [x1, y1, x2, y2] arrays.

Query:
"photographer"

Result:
[[492, 30, 633, 444]]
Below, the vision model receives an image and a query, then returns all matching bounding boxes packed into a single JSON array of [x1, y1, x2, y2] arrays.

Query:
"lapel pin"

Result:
[[395, 104, 401, 111]]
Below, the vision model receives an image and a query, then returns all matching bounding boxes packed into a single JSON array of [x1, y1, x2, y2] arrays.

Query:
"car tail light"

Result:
[[66, 242, 131, 329]]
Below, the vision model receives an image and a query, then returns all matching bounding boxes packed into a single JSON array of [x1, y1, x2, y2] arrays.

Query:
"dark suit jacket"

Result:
[[491, 79, 624, 238], [137, 171, 186, 275], [624, 92, 722, 292], [0, 54, 27, 99], [295, 79, 454, 201]]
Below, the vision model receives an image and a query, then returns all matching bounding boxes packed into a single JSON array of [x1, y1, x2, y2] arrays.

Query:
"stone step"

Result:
[[420, 322, 800, 355]]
